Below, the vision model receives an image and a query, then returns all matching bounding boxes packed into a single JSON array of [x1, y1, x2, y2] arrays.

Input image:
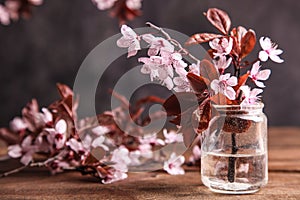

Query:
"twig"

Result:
[[146, 22, 201, 65], [228, 132, 238, 182], [0, 165, 27, 178], [30, 151, 66, 167]]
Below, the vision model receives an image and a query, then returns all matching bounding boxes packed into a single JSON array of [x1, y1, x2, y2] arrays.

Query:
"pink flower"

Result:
[[210, 73, 237, 100], [188, 145, 201, 164], [46, 119, 67, 150], [41, 108, 53, 124], [91, 136, 109, 151], [92, 126, 110, 136], [139, 133, 165, 146], [98, 167, 128, 184], [249, 61, 271, 88], [29, 0, 43, 6], [66, 138, 85, 154], [142, 34, 174, 56], [126, 0, 142, 10], [92, 0, 117, 10], [117, 25, 141, 58], [163, 129, 183, 144], [213, 55, 232, 74], [209, 37, 233, 57], [8, 136, 37, 165], [259, 37, 284, 63], [163, 153, 185, 175], [10, 117, 27, 132], [0, 5, 10, 25], [173, 76, 190, 92], [110, 146, 131, 172], [139, 56, 174, 90], [240, 85, 263, 106]]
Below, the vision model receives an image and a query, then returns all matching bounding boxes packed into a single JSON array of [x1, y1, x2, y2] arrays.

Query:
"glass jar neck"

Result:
[[213, 103, 264, 115]]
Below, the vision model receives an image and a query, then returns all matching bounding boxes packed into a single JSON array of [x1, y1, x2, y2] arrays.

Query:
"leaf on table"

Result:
[[205, 8, 231, 35]]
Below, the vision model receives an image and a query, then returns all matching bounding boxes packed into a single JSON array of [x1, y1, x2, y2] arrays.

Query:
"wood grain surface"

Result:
[[0, 127, 299, 200]]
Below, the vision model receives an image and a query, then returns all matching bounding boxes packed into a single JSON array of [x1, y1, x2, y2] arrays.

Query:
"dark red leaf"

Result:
[[192, 100, 211, 134], [186, 33, 223, 45], [233, 72, 249, 92], [205, 8, 231, 35], [240, 30, 256, 59], [199, 59, 219, 83], [163, 92, 198, 116], [187, 73, 210, 95]]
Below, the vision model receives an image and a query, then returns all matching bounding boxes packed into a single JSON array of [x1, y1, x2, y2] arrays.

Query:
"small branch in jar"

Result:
[[228, 132, 238, 183], [146, 22, 201, 65]]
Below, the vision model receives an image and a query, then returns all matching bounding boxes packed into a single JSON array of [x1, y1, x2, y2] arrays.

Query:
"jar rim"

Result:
[[213, 102, 264, 110]]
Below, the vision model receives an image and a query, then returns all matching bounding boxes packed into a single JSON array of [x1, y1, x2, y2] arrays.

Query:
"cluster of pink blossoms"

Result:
[[1, 84, 190, 184], [117, 23, 284, 107]]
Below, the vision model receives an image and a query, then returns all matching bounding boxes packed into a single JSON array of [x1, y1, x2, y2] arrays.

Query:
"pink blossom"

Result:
[[41, 108, 53, 124], [8, 136, 37, 165], [240, 85, 263, 106], [249, 61, 271, 88], [188, 63, 200, 75], [163, 129, 183, 144], [259, 37, 284, 63], [209, 37, 233, 57], [29, 0, 43, 6], [139, 133, 165, 146], [98, 167, 128, 184], [5, 0, 20, 20], [117, 25, 141, 58], [0, 5, 10, 25], [110, 146, 131, 172], [210, 73, 237, 100], [163, 153, 185, 175], [92, 126, 110, 136], [213, 55, 232, 74], [10, 117, 27, 132], [92, 0, 117, 10], [46, 119, 67, 150], [126, 0, 142, 10], [188, 145, 201, 163], [173, 76, 190, 92], [142, 34, 174, 56], [91, 136, 109, 151], [139, 56, 174, 90], [48, 160, 71, 175], [66, 138, 85, 154]]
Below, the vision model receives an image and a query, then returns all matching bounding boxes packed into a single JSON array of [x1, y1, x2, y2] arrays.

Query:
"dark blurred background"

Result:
[[0, 0, 299, 127]]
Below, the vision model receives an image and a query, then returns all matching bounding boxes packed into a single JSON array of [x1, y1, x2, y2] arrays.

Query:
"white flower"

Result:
[[117, 25, 141, 58], [163, 153, 185, 175], [111, 146, 131, 172], [163, 129, 183, 144], [240, 85, 263, 106], [8, 136, 37, 165], [209, 37, 233, 57], [139, 56, 174, 90], [259, 37, 284, 63], [213, 55, 232, 73], [91, 136, 109, 151], [10, 117, 27, 132], [92, 0, 117, 10], [46, 119, 67, 150], [66, 138, 85, 154], [249, 61, 271, 88], [92, 126, 110, 136], [126, 0, 142, 10], [210, 73, 237, 100], [0, 5, 10, 25], [142, 34, 174, 56], [188, 145, 201, 163], [41, 108, 53, 124]]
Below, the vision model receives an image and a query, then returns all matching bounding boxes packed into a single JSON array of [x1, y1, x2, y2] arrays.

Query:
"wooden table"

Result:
[[0, 127, 299, 200]]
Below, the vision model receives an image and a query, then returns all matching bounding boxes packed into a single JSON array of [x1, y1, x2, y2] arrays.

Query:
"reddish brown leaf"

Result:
[[233, 72, 249, 92], [205, 8, 231, 35], [57, 83, 73, 99], [179, 124, 197, 148], [0, 128, 19, 145], [230, 26, 247, 56], [186, 33, 223, 45], [240, 30, 256, 59], [192, 100, 212, 134], [187, 73, 209, 94], [199, 59, 219, 83], [163, 92, 198, 116], [210, 93, 227, 105]]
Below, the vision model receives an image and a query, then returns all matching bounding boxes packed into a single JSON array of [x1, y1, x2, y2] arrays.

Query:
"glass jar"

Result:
[[201, 103, 268, 194]]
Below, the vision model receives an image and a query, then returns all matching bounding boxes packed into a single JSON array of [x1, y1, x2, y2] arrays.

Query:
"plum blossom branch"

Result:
[[146, 22, 201, 65]]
